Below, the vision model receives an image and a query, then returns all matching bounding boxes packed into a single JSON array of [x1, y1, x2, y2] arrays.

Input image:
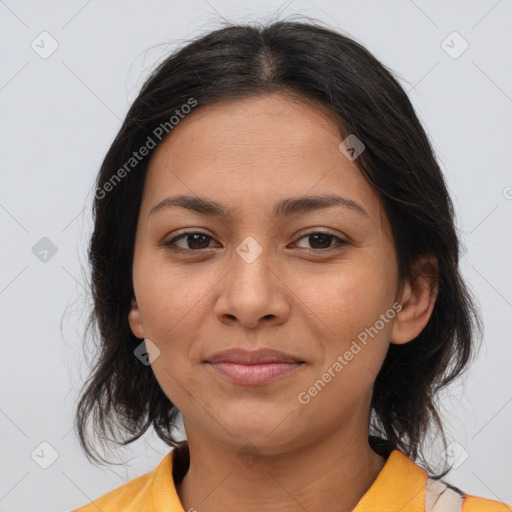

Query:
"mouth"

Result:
[[204, 348, 306, 386], [205, 361, 305, 386]]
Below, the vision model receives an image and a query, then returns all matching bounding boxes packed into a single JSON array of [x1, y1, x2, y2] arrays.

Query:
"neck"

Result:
[[175, 429, 387, 512]]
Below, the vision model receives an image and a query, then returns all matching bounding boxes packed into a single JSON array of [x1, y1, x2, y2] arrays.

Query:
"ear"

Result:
[[128, 297, 144, 339], [390, 255, 438, 345]]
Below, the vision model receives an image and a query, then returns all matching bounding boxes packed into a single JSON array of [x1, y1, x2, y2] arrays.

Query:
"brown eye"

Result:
[[295, 232, 347, 251], [307, 233, 335, 249], [164, 232, 215, 251]]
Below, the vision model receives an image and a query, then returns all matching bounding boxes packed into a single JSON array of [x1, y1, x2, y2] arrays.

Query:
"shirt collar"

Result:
[[152, 447, 427, 512], [152, 448, 184, 511], [353, 449, 428, 512]]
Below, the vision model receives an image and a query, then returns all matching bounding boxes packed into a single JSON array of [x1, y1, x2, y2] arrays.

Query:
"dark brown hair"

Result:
[[75, 18, 482, 477]]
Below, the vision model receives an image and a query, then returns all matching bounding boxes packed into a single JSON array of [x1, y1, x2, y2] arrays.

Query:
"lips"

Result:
[[204, 348, 305, 386]]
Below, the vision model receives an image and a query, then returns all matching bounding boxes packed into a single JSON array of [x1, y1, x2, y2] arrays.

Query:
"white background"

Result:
[[0, 1, 511, 511]]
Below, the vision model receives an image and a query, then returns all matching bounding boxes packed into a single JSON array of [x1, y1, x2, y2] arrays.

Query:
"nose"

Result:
[[214, 244, 291, 329]]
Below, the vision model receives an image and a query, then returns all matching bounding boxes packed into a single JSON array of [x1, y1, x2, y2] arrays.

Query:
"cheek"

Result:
[[137, 260, 212, 334], [135, 262, 215, 377], [297, 285, 394, 415], [300, 258, 396, 334], [297, 256, 397, 378]]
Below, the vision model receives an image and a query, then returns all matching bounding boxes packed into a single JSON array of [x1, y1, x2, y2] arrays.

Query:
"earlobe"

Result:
[[390, 255, 438, 345], [128, 297, 144, 339]]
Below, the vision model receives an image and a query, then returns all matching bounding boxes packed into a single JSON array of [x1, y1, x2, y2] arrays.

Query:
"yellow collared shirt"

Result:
[[72, 448, 511, 512]]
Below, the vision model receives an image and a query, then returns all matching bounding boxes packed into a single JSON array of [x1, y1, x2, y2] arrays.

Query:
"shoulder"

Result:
[[71, 471, 156, 512], [71, 451, 174, 512], [462, 494, 512, 512], [71, 472, 154, 512]]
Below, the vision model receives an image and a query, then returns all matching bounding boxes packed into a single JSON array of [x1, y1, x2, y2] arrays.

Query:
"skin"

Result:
[[128, 93, 438, 512]]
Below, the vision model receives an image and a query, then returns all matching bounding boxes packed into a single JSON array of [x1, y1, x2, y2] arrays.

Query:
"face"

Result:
[[129, 93, 403, 455]]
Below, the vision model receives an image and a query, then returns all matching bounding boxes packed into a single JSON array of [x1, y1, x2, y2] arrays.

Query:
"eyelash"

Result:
[[162, 230, 348, 254]]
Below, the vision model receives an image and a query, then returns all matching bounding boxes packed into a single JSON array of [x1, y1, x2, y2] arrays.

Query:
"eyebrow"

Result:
[[149, 194, 369, 219]]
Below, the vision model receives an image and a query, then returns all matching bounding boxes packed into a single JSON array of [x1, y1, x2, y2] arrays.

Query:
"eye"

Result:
[[294, 231, 347, 251], [163, 232, 216, 252]]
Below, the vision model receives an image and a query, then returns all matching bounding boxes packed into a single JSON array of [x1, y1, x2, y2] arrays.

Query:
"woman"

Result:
[[72, 19, 511, 512]]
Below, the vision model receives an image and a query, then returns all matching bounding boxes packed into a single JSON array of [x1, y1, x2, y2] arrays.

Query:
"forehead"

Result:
[[152, 93, 343, 157], [140, 93, 383, 222]]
